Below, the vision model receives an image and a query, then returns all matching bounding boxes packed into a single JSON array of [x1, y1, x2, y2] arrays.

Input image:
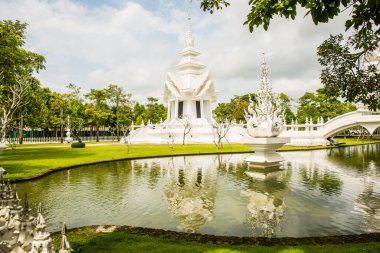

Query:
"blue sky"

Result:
[[0, 0, 350, 103]]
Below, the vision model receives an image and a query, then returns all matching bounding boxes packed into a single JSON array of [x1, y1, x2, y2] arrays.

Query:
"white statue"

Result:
[[245, 55, 285, 138]]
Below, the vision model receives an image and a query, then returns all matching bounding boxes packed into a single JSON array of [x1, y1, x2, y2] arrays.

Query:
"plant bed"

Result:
[[71, 142, 86, 148]]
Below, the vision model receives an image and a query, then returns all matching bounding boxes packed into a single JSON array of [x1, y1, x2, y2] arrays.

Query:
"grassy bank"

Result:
[[0, 143, 250, 180], [1, 138, 379, 180], [51, 227, 380, 253]]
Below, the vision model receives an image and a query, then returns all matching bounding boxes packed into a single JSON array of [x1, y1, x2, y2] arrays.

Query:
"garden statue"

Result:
[[245, 54, 285, 137], [64, 116, 73, 144], [244, 54, 289, 168]]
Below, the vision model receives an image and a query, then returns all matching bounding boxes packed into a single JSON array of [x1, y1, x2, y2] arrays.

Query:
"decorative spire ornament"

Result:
[[245, 54, 285, 137], [59, 223, 72, 253], [30, 203, 55, 253]]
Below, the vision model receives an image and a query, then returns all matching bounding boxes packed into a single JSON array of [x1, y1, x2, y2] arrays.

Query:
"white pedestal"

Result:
[[245, 137, 289, 168]]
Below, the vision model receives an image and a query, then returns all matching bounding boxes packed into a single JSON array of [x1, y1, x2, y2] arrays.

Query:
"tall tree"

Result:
[[133, 103, 146, 125], [145, 97, 167, 124], [107, 84, 132, 140], [0, 20, 45, 142], [65, 84, 86, 142], [85, 89, 112, 142], [200, 0, 380, 110], [279, 93, 296, 124]]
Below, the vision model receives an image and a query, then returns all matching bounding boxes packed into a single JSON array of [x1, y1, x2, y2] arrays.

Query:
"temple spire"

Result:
[[185, 0, 194, 47]]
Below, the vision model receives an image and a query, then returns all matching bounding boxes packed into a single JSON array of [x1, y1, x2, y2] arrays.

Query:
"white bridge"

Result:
[[280, 109, 380, 146]]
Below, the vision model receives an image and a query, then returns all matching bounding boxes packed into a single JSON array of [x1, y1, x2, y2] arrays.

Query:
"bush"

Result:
[[71, 142, 86, 148]]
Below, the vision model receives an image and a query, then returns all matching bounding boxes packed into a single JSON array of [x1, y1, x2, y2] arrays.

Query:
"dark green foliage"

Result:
[[71, 142, 85, 148], [296, 85, 357, 123], [317, 34, 380, 110], [213, 93, 255, 122]]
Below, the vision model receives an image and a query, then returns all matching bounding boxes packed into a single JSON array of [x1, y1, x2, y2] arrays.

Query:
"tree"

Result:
[[0, 20, 45, 142], [200, 0, 380, 109], [178, 114, 192, 145], [212, 120, 230, 150], [213, 94, 255, 123], [214, 93, 294, 123], [296, 85, 357, 123], [145, 97, 167, 124], [133, 103, 146, 125], [318, 34, 380, 110], [107, 84, 132, 141], [85, 89, 112, 142], [279, 93, 296, 124], [65, 84, 86, 142]]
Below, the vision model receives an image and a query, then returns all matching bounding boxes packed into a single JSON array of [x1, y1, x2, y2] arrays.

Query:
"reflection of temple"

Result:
[[132, 154, 248, 233], [243, 168, 290, 237], [163, 156, 219, 232]]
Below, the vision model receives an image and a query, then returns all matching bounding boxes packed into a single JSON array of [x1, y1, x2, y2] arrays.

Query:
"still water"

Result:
[[17, 144, 380, 237]]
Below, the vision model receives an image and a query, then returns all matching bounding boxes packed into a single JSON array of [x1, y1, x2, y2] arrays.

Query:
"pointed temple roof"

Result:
[[164, 13, 217, 101]]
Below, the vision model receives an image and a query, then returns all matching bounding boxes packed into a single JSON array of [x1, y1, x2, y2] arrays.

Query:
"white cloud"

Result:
[[0, 0, 350, 103]]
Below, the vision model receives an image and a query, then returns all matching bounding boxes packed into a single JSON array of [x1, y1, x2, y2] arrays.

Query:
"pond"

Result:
[[17, 144, 380, 237]]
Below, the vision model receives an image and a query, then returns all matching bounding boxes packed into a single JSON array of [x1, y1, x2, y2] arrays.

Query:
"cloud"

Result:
[[0, 0, 349, 103]]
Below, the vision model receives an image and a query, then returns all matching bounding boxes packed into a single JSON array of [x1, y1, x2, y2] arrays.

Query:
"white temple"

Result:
[[128, 14, 229, 144], [164, 14, 217, 125]]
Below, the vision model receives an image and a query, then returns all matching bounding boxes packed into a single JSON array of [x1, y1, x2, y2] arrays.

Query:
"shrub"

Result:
[[71, 142, 86, 148]]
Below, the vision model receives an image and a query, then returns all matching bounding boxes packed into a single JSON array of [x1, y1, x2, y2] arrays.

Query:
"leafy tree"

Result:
[[296, 85, 357, 123], [200, 0, 380, 109], [107, 84, 132, 140], [145, 97, 167, 124], [0, 20, 45, 142], [214, 93, 294, 123], [213, 94, 255, 122], [65, 84, 86, 142], [85, 89, 112, 142], [279, 93, 296, 124], [133, 103, 146, 125], [318, 34, 380, 110]]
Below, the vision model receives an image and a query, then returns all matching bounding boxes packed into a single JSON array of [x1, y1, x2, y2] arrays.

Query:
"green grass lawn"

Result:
[[51, 227, 380, 253], [1, 138, 380, 180]]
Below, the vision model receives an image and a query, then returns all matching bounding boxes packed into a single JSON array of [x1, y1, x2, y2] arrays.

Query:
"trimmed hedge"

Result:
[[71, 142, 86, 148]]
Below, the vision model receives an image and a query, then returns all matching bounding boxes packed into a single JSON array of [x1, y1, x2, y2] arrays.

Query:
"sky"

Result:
[[0, 0, 351, 104]]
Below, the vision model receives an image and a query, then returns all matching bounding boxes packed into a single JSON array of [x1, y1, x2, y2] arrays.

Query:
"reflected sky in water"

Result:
[[17, 144, 380, 237]]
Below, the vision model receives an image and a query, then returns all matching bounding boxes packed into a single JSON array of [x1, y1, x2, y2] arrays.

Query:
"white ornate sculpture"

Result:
[[64, 116, 73, 144], [245, 56, 285, 138], [0, 178, 72, 253]]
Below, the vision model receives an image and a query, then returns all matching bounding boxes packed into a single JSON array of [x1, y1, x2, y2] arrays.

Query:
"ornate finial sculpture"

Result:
[[64, 116, 73, 144], [30, 203, 55, 253], [59, 223, 72, 253], [245, 55, 285, 137]]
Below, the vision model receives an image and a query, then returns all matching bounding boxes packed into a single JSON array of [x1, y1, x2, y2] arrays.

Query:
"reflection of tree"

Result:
[[355, 183, 380, 232], [164, 157, 218, 232], [243, 169, 291, 237], [327, 144, 380, 174], [299, 165, 343, 196]]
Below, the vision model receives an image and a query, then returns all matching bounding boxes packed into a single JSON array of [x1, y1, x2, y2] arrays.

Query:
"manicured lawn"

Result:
[[1, 139, 380, 180], [51, 227, 380, 253], [0, 143, 251, 180]]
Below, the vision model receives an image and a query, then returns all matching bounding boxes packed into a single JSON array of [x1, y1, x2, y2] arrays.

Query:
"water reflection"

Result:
[[164, 156, 218, 232], [243, 168, 290, 237], [14, 144, 380, 237]]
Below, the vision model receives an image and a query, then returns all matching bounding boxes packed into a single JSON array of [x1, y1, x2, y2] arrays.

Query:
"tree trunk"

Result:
[[18, 114, 24, 144], [96, 122, 100, 142]]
